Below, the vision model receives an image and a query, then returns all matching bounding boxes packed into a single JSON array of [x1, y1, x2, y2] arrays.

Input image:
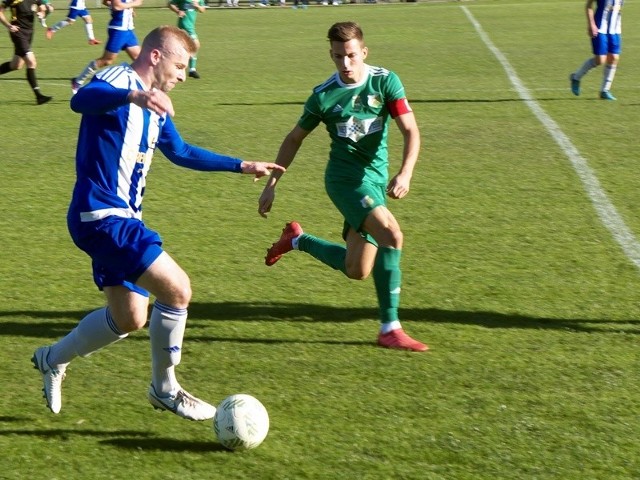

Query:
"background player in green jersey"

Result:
[[258, 21, 427, 352], [168, 0, 205, 79], [37, 0, 53, 27]]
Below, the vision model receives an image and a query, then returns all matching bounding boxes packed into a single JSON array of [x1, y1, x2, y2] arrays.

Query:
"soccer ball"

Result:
[[213, 394, 269, 451]]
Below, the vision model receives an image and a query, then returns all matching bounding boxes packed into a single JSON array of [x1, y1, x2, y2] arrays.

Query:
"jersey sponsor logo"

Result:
[[336, 116, 383, 142]]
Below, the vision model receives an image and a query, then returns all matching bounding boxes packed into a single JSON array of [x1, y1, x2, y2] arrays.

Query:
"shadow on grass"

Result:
[[0, 417, 224, 451], [0, 428, 151, 440], [100, 437, 228, 452], [1, 302, 639, 337], [0, 426, 225, 451]]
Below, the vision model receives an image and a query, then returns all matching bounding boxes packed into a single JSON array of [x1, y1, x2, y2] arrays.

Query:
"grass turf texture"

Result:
[[1, 0, 640, 478]]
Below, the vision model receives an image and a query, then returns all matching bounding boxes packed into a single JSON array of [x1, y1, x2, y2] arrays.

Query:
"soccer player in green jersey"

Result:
[[38, 0, 53, 27], [258, 21, 427, 352], [168, 0, 205, 79]]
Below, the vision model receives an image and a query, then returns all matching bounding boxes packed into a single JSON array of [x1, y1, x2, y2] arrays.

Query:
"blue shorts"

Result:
[[592, 33, 621, 56], [67, 8, 89, 20], [68, 215, 163, 296], [106, 29, 139, 54]]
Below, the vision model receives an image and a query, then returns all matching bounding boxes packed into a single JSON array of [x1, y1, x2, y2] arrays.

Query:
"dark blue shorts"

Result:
[[68, 215, 163, 296]]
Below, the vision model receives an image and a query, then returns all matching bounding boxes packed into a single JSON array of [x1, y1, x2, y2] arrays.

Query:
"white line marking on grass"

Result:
[[461, 6, 640, 271]]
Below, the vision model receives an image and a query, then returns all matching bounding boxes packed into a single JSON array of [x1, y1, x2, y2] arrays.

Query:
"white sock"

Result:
[[380, 320, 402, 334], [574, 57, 597, 80], [52, 20, 69, 31], [76, 60, 97, 85], [149, 302, 187, 396], [85, 23, 95, 40], [48, 307, 127, 368], [601, 64, 617, 92]]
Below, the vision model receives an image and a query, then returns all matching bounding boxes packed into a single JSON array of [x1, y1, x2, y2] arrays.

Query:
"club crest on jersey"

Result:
[[360, 195, 375, 208]]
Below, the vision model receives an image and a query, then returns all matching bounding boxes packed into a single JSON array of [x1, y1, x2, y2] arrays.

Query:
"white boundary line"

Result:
[[461, 5, 640, 271]]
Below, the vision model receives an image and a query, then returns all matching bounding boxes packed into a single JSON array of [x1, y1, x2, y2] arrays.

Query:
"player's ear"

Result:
[[362, 46, 368, 59], [150, 48, 162, 65]]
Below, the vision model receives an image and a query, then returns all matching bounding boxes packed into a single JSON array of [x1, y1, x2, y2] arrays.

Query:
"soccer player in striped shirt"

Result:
[[570, 0, 623, 100], [45, 0, 101, 45], [71, 0, 142, 93], [32, 25, 285, 419], [258, 22, 428, 352]]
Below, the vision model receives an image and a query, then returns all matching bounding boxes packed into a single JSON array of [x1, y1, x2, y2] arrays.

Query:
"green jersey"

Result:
[[298, 65, 407, 185], [170, 0, 204, 34]]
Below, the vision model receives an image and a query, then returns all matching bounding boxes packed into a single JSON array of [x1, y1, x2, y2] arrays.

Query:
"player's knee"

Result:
[[174, 282, 192, 307], [161, 279, 192, 309], [345, 263, 372, 281], [113, 311, 147, 333], [377, 227, 403, 249], [391, 228, 403, 248]]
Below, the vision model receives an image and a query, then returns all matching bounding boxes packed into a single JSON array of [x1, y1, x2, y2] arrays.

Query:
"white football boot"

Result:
[[32, 346, 66, 414], [148, 385, 216, 421]]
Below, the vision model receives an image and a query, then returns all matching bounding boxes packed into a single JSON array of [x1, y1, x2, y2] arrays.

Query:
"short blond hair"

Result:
[[142, 25, 197, 56]]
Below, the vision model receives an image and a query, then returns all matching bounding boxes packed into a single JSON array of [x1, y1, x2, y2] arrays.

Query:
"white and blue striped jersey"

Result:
[[69, 63, 243, 224], [595, 0, 622, 35], [108, 0, 135, 31], [69, 0, 87, 11]]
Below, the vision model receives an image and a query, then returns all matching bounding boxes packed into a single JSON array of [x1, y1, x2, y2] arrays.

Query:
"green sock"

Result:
[[373, 246, 402, 323], [297, 233, 347, 274], [189, 56, 197, 70]]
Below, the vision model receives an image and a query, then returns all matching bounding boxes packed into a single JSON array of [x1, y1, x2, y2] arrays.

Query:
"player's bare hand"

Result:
[[129, 89, 175, 117], [386, 172, 411, 199], [258, 187, 275, 218], [240, 162, 285, 181]]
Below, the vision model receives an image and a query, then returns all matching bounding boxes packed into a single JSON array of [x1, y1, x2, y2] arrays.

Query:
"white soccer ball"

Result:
[[213, 394, 269, 451]]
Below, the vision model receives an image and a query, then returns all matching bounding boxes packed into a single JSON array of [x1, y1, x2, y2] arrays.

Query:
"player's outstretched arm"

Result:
[[240, 162, 286, 181], [258, 125, 309, 218]]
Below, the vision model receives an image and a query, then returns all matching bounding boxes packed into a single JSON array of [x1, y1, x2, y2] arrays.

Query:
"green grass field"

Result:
[[1, 0, 639, 478]]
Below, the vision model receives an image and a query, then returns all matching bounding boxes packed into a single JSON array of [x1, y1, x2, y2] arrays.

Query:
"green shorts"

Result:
[[325, 178, 386, 244], [178, 25, 198, 39]]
